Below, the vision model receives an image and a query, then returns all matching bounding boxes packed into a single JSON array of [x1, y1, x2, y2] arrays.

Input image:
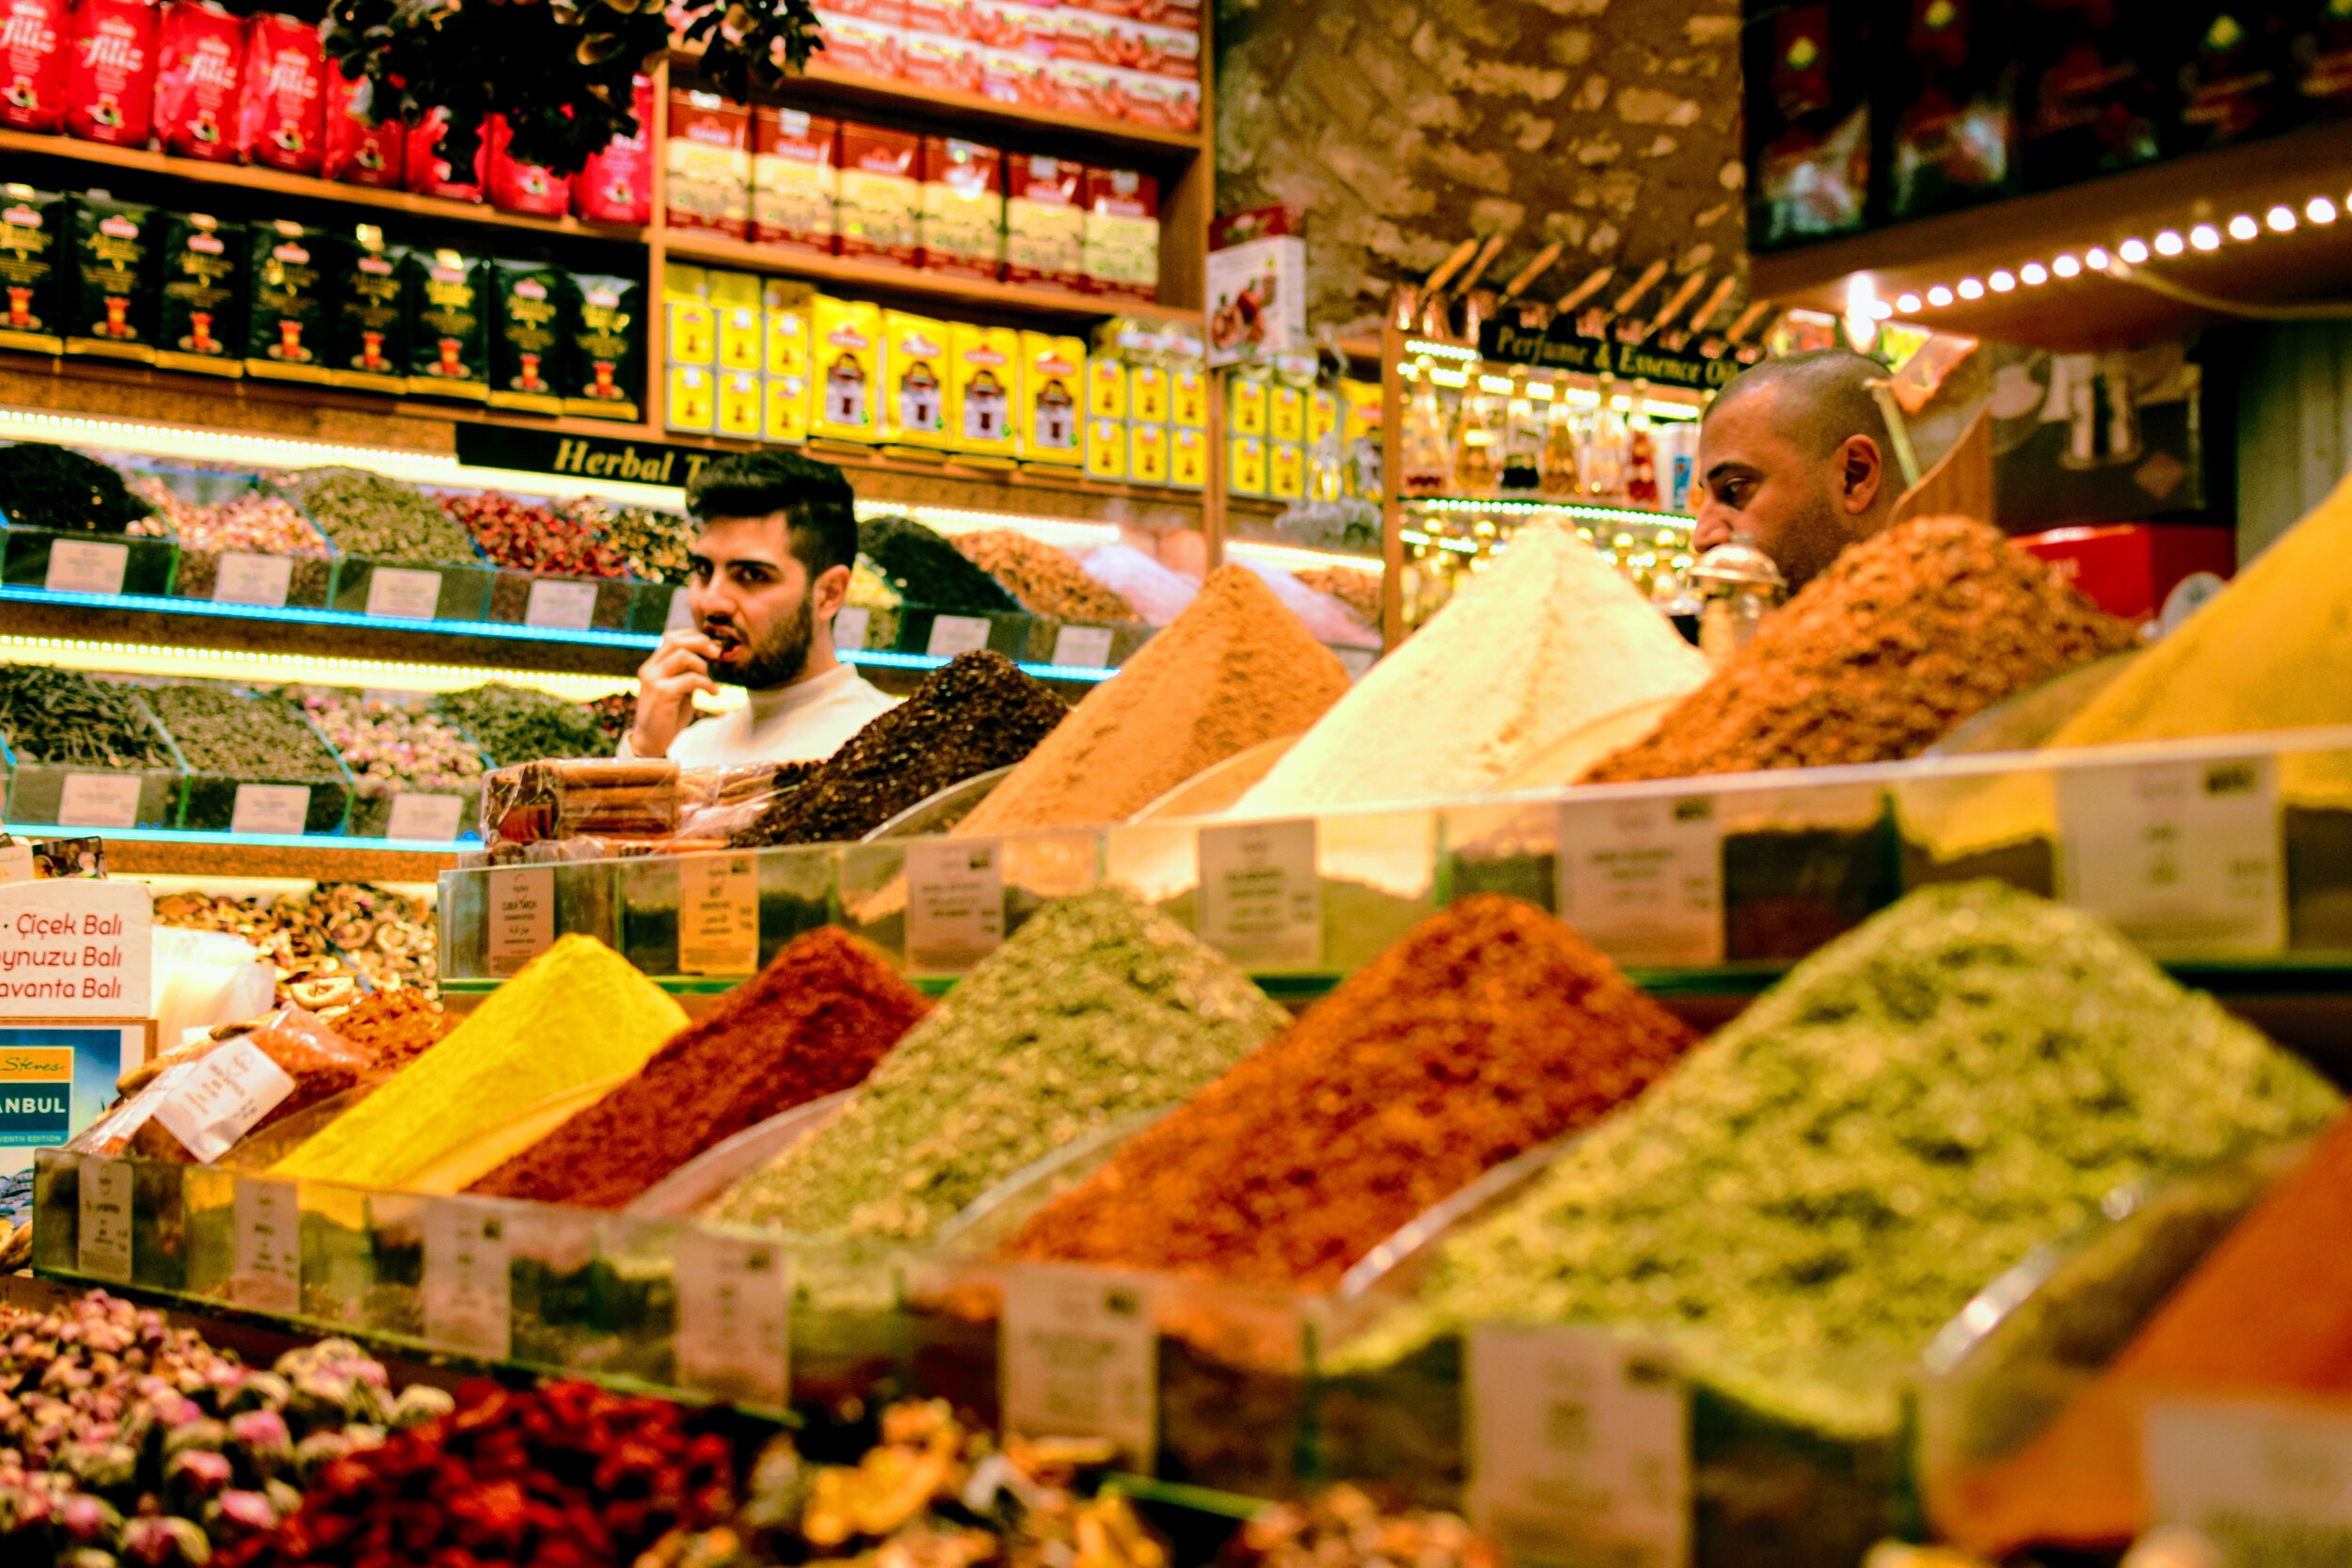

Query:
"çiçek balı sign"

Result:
[[0, 881, 151, 1016]]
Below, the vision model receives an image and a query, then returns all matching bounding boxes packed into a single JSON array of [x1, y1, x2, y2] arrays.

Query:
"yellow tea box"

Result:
[[711, 269, 763, 372], [663, 263, 715, 365], [1268, 382, 1304, 443], [1227, 372, 1265, 436], [1171, 364, 1208, 427], [810, 295, 882, 442], [763, 277, 811, 377], [764, 375, 809, 444], [1268, 440, 1304, 499], [949, 322, 1019, 457], [1085, 416, 1126, 480], [1086, 356, 1126, 420], [665, 363, 716, 432], [1129, 362, 1168, 422], [1228, 434, 1267, 494], [717, 369, 762, 438], [1129, 420, 1169, 484], [882, 309, 951, 447], [1018, 329, 1085, 465], [1170, 425, 1208, 488]]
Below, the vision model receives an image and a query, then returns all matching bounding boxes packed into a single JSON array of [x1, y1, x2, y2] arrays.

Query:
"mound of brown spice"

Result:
[[1002, 895, 1699, 1290], [468, 927, 928, 1210], [1584, 515, 2137, 784], [951, 529, 1141, 622]]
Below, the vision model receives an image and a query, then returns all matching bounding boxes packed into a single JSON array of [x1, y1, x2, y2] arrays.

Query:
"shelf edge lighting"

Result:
[[2, 822, 474, 854]]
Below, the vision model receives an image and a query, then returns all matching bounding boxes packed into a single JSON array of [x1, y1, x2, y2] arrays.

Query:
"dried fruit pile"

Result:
[[448, 492, 629, 577]]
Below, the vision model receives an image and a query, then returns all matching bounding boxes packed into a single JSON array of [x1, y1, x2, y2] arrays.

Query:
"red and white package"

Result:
[[574, 71, 652, 224], [1003, 151, 1083, 289], [902, 0, 964, 35], [1116, 64, 1196, 129], [0, 0, 69, 132], [1132, 0, 1195, 29], [1049, 6, 1115, 62], [901, 27, 978, 91], [65, 0, 156, 146], [978, 43, 1049, 104], [820, 0, 903, 19], [234, 10, 322, 172], [321, 64, 400, 184], [405, 107, 485, 201], [486, 114, 572, 215], [1115, 15, 1194, 75], [152, 0, 241, 159], [813, 8, 903, 78], [1080, 164, 1156, 300], [968, 0, 1057, 50], [1043, 54, 1117, 119]]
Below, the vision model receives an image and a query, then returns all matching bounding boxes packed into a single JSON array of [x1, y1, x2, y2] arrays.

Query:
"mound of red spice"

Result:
[[468, 926, 929, 1210], [1003, 895, 1699, 1291], [220, 1379, 735, 1568]]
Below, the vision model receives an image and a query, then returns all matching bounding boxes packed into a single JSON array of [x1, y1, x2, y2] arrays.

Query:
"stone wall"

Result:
[[1215, 0, 1747, 338]]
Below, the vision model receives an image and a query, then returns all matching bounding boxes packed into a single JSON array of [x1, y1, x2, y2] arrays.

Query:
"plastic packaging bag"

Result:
[[151, 927, 275, 1061], [74, 1006, 373, 1164], [480, 757, 681, 847]]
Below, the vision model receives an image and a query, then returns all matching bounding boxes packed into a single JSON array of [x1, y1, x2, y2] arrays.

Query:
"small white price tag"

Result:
[[926, 614, 993, 657], [678, 852, 759, 975], [664, 586, 695, 631], [906, 838, 1004, 971], [524, 578, 600, 630], [1196, 818, 1322, 969], [46, 539, 129, 595], [2058, 754, 2285, 957], [365, 566, 442, 619], [1000, 1267, 1158, 1467], [77, 1156, 134, 1283], [212, 552, 294, 608], [675, 1229, 791, 1405], [422, 1204, 512, 1359], [1051, 624, 1117, 669], [833, 605, 872, 652], [385, 792, 466, 842], [1556, 795, 1724, 967], [486, 866, 555, 977], [230, 784, 310, 836], [56, 771, 143, 829], [1467, 1324, 1690, 1568], [232, 1176, 303, 1314], [2147, 1394, 2352, 1559], [1337, 646, 1377, 680], [151, 1037, 296, 1162]]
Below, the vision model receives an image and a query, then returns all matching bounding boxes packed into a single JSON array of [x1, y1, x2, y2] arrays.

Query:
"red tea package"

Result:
[[0, 0, 69, 132], [65, 0, 156, 146], [152, 0, 241, 160], [574, 71, 652, 224], [486, 114, 573, 215], [236, 11, 324, 173], [321, 63, 400, 184], [664, 88, 750, 236], [405, 107, 484, 201]]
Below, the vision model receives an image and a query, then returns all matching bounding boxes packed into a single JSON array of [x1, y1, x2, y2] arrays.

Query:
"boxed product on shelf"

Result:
[[1130, 418, 1168, 483], [405, 108, 485, 201], [404, 245, 490, 400], [718, 365, 762, 436], [0, 0, 65, 132], [1081, 167, 1159, 299], [1171, 360, 1208, 425], [1169, 422, 1207, 486], [666, 88, 752, 237], [763, 277, 812, 442], [244, 217, 334, 383], [154, 210, 246, 375], [573, 72, 653, 224], [811, 293, 883, 441], [488, 259, 569, 414], [147, 679, 358, 835], [882, 309, 951, 446], [65, 194, 159, 361], [1130, 358, 1168, 420], [1228, 433, 1266, 494], [322, 67, 403, 186], [751, 106, 839, 252], [565, 272, 644, 420], [153, 0, 244, 163], [712, 266, 762, 371], [1017, 329, 1085, 465], [814, 4, 906, 78], [332, 224, 407, 391], [1005, 153, 1084, 290], [903, 23, 980, 90], [1086, 355, 1125, 420], [1044, 55, 1119, 119], [949, 321, 1019, 456], [978, 42, 1049, 105], [663, 261, 716, 364], [486, 115, 575, 217], [836, 121, 922, 264], [0, 187, 64, 355], [969, 0, 1055, 53], [1269, 439, 1303, 499], [1085, 414, 1124, 480], [1269, 379, 1303, 442], [237, 10, 326, 174], [66, 0, 155, 146], [919, 135, 1003, 278], [667, 361, 716, 432], [766, 370, 810, 442]]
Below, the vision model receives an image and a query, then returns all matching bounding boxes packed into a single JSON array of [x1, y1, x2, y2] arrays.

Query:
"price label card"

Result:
[[57, 772, 143, 829], [1337, 646, 1377, 681], [1000, 1267, 1158, 1468], [1557, 795, 1724, 967], [525, 578, 600, 630], [486, 867, 555, 977], [213, 552, 294, 608], [2058, 754, 2285, 956], [2147, 1395, 2352, 1560], [230, 784, 310, 836], [46, 539, 129, 595], [386, 792, 466, 842], [1197, 818, 1322, 969], [675, 1230, 791, 1406], [365, 566, 442, 619], [834, 605, 872, 652], [1466, 1324, 1690, 1568], [77, 1156, 134, 1283], [422, 1204, 513, 1360], [926, 614, 993, 658], [1051, 625, 1117, 669], [152, 1037, 295, 1162], [232, 1177, 302, 1314], [906, 839, 1004, 971], [665, 586, 695, 632], [678, 853, 759, 975]]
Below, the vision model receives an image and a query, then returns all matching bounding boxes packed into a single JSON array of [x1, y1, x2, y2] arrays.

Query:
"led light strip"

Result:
[[1402, 497, 1694, 530], [1405, 340, 1483, 362], [0, 631, 645, 701], [4, 822, 474, 854], [0, 585, 657, 649], [1399, 530, 1482, 554]]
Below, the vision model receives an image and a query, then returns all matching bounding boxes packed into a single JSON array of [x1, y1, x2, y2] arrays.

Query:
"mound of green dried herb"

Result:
[[149, 684, 341, 778], [1347, 880, 2342, 1441], [0, 665, 174, 768], [0, 443, 152, 532], [282, 467, 480, 564], [709, 885, 1290, 1243], [434, 683, 610, 766]]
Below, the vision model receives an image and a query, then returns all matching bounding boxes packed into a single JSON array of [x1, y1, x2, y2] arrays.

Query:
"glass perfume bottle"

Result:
[[1499, 371, 1545, 491], [1625, 380, 1661, 507], [1400, 367, 1454, 495], [1453, 386, 1500, 497], [1539, 387, 1584, 499]]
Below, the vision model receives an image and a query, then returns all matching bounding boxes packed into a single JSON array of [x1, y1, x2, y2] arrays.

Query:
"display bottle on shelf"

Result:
[[1499, 371, 1544, 492], [1539, 388, 1584, 499], [1583, 375, 1627, 502], [1453, 384, 1500, 497], [1625, 380, 1661, 507], [1399, 368, 1454, 495]]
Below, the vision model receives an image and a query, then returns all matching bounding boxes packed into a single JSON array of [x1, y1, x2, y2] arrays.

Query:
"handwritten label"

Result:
[[230, 784, 310, 836], [1000, 1267, 1158, 1467], [1051, 625, 1117, 669], [926, 614, 993, 657], [675, 1230, 791, 1405], [56, 772, 143, 830], [834, 605, 872, 652], [232, 1177, 302, 1314], [385, 792, 466, 842], [46, 539, 128, 595], [151, 1037, 295, 1163], [486, 867, 555, 977], [0, 879, 152, 1018], [678, 853, 759, 975], [2147, 1395, 2352, 1561], [1466, 1324, 1690, 1568], [906, 839, 1004, 971], [422, 1204, 512, 1359], [1556, 795, 1724, 967], [1196, 818, 1322, 969], [213, 552, 295, 608], [365, 567, 442, 619], [665, 586, 695, 631], [525, 578, 600, 630], [78, 1155, 133, 1282], [2058, 755, 2284, 957]]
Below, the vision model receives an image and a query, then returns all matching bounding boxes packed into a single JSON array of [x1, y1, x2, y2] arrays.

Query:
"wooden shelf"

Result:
[[91, 832, 460, 883], [662, 231, 1201, 326], [1749, 119, 2352, 351]]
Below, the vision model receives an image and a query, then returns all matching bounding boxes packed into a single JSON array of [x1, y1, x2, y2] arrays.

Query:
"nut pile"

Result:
[[278, 468, 479, 565], [294, 690, 485, 799], [446, 492, 628, 577], [951, 529, 1140, 620], [0, 666, 174, 769]]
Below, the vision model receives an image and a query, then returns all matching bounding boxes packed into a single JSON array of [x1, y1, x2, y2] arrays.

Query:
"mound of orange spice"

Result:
[[1002, 895, 1698, 1291]]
